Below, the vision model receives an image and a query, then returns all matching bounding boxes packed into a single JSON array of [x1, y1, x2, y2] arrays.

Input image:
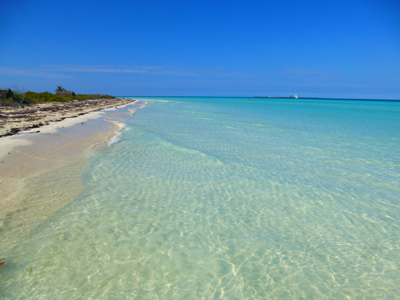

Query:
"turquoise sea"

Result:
[[1, 97, 400, 299]]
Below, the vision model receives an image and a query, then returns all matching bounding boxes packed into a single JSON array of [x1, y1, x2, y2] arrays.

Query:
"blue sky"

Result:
[[1, 0, 399, 98]]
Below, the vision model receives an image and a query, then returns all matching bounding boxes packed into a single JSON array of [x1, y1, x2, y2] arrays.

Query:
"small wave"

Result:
[[108, 122, 126, 146], [108, 134, 120, 146], [146, 99, 170, 103], [123, 125, 131, 132]]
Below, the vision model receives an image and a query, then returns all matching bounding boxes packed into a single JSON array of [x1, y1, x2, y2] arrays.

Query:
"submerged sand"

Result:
[[0, 99, 142, 255]]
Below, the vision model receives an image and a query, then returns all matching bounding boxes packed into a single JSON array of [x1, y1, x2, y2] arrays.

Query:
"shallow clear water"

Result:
[[1, 97, 400, 299]]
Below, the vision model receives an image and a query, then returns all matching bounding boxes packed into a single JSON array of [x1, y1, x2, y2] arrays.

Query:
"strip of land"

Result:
[[0, 97, 135, 137]]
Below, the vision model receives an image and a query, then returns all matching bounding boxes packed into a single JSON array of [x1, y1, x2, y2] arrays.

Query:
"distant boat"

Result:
[[294, 94, 298, 99]]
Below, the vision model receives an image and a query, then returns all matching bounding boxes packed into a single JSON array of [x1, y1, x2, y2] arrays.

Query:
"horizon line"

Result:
[[116, 95, 400, 102]]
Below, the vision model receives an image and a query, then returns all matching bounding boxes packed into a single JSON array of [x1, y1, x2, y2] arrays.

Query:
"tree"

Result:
[[11, 87, 27, 107], [56, 85, 66, 92]]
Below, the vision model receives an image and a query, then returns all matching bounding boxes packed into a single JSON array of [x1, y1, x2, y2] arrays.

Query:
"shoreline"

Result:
[[0, 98, 138, 160], [0, 97, 136, 138], [0, 98, 140, 198], [0, 99, 143, 255]]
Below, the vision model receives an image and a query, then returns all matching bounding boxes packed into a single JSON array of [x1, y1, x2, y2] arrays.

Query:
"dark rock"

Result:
[[0, 89, 14, 100]]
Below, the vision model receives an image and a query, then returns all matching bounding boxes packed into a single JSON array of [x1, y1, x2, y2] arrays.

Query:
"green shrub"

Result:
[[2, 91, 116, 106], [0, 97, 20, 107], [24, 91, 67, 103], [2, 93, 35, 107]]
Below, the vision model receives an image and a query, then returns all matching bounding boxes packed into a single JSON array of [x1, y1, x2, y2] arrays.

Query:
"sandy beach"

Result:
[[0, 97, 136, 138], [0, 98, 141, 254]]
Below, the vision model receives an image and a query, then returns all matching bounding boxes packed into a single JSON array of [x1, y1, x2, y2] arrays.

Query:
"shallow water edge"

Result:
[[0, 100, 144, 257]]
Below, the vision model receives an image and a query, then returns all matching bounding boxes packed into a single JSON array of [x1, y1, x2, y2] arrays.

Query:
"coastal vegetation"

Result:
[[23, 91, 115, 103], [0, 86, 115, 107], [56, 85, 66, 92]]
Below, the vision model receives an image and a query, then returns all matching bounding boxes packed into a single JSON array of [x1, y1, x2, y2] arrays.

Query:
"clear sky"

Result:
[[1, 0, 399, 98]]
